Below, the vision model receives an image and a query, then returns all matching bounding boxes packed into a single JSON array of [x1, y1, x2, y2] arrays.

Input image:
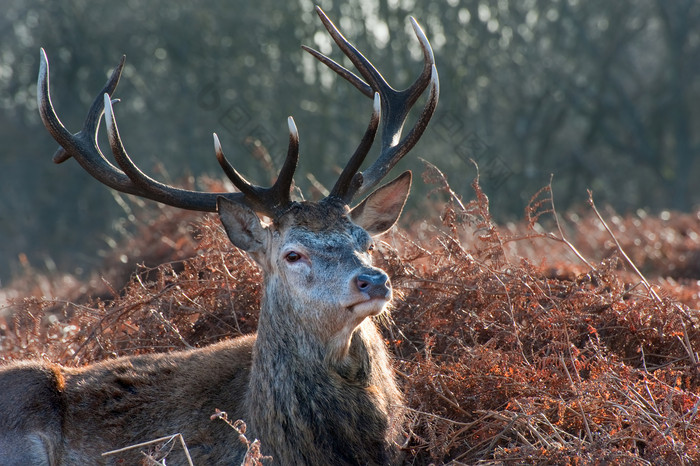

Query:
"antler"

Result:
[[38, 7, 438, 215], [303, 6, 440, 203], [37, 48, 298, 217]]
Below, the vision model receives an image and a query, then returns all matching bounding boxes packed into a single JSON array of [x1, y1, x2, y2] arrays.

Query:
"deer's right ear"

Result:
[[217, 197, 267, 253], [350, 171, 411, 236]]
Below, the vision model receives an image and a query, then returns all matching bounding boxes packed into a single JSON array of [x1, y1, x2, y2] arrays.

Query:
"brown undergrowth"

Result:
[[1, 168, 699, 464]]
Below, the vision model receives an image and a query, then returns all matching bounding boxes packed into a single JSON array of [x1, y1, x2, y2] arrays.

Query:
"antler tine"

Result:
[[306, 7, 391, 99], [272, 117, 300, 208], [358, 64, 438, 198], [304, 6, 440, 202], [329, 93, 380, 203], [38, 48, 125, 166], [214, 133, 259, 200], [401, 18, 435, 109], [301, 47, 373, 99], [213, 117, 300, 216], [103, 93, 235, 212]]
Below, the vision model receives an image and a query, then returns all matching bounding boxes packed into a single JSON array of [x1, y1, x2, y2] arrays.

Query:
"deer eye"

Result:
[[367, 243, 375, 252], [285, 251, 302, 263]]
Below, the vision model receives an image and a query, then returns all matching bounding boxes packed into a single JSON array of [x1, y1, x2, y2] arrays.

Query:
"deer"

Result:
[[0, 6, 438, 465]]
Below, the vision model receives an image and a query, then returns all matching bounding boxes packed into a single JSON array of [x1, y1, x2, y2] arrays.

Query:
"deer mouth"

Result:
[[348, 297, 389, 316]]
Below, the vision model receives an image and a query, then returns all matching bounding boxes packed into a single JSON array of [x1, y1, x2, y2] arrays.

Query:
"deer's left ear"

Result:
[[350, 171, 411, 236]]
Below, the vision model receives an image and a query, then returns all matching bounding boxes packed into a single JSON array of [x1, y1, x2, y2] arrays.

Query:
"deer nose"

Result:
[[356, 271, 391, 299]]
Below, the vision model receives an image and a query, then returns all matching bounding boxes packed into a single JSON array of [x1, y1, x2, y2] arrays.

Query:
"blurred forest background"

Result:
[[1, 0, 699, 284]]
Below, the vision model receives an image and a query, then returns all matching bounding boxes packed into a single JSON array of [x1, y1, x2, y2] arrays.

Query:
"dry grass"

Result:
[[1, 169, 699, 464]]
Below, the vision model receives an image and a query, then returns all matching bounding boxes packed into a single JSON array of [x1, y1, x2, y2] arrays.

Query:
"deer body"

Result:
[[2, 6, 438, 465], [1, 193, 408, 465], [0, 337, 253, 465]]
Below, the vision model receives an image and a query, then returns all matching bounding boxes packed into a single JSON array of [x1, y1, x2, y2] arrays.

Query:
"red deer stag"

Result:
[[0, 6, 438, 465]]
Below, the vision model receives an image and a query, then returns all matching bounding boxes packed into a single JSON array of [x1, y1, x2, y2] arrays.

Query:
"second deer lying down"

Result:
[[0, 6, 438, 465]]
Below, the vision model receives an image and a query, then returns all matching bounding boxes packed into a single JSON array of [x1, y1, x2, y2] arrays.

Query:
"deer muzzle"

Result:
[[355, 271, 391, 300]]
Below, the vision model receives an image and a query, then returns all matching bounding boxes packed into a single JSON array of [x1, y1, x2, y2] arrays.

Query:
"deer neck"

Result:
[[245, 284, 403, 464]]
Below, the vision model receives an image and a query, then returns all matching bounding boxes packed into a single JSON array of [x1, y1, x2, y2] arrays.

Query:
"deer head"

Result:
[[218, 174, 411, 361]]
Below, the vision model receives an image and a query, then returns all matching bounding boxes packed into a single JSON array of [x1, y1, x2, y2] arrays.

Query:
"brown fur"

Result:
[[1, 337, 254, 464]]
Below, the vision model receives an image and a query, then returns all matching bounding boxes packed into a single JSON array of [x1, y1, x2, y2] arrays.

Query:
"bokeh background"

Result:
[[2, 0, 699, 284]]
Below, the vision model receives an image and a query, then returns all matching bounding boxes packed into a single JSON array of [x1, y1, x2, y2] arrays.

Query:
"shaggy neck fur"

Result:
[[245, 281, 403, 465]]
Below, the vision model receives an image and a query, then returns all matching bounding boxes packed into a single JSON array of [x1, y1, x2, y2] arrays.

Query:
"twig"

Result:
[[547, 176, 594, 269], [150, 309, 193, 349], [587, 191, 662, 305], [102, 433, 194, 466]]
